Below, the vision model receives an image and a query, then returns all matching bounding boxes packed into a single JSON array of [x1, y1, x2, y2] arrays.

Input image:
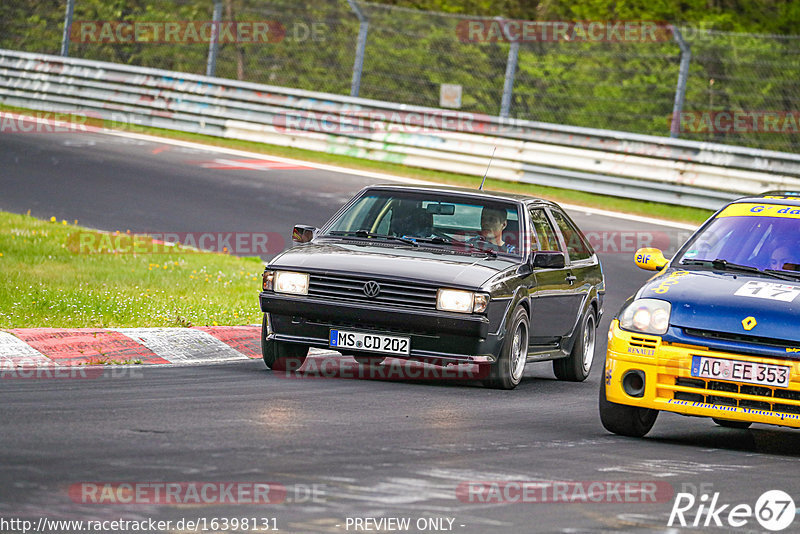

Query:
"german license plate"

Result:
[[691, 355, 790, 388], [329, 329, 410, 355]]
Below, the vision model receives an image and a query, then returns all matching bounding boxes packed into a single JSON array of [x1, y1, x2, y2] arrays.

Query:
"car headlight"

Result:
[[436, 289, 489, 313], [619, 298, 671, 335], [273, 271, 309, 295]]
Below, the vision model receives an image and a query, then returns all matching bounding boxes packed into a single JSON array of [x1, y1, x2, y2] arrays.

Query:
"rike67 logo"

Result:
[[668, 489, 796, 531]]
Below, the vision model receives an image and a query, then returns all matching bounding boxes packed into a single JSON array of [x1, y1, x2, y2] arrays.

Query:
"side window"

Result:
[[550, 209, 594, 262], [528, 208, 560, 252]]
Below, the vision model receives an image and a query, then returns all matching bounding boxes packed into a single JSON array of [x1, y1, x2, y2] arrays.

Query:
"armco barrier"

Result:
[[3, 48, 800, 210]]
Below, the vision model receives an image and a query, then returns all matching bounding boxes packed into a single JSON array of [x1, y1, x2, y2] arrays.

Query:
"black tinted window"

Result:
[[528, 208, 560, 252], [551, 210, 593, 261]]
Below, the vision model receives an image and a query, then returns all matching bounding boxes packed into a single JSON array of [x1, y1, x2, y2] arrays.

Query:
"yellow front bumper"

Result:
[[604, 320, 800, 428]]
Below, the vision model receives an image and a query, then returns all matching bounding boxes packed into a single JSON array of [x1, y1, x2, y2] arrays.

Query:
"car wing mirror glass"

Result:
[[292, 225, 317, 244], [634, 247, 668, 271], [532, 250, 565, 269]]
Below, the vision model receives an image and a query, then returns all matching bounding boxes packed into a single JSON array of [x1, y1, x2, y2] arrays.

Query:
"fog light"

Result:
[[622, 370, 646, 398]]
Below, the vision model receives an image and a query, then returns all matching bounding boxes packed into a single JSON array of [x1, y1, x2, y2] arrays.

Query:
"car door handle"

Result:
[[565, 274, 577, 285]]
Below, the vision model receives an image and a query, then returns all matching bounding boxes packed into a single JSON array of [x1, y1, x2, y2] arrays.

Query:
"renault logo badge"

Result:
[[742, 316, 757, 331], [363, 281, 381, 298]]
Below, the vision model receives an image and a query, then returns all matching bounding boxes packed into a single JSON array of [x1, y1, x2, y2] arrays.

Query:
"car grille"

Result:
[[670, 377, 800, 415], [683, 328, 799, 352], [307, 274, 438, 309], [629, 335, 658, 350]]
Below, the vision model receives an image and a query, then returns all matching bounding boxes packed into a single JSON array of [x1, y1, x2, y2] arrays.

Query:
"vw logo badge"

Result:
[[363, 281, 381, 298]]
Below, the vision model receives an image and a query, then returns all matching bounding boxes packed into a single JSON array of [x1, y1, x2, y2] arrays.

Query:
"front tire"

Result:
[[598, 377, 658, 437], [553, 308, 596, 382], [261, 314, 308, 371], [483, 305, 528, 390], [713, 418, 752, 429]]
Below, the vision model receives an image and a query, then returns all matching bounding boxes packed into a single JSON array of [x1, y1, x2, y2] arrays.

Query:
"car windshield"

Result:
[[322, 189, 522, 256], [676, 203, 800, 273]]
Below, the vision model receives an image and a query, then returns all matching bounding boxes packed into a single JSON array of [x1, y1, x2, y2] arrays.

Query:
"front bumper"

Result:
[[260, 292, 502, 363], [604, 320, 800, 428]]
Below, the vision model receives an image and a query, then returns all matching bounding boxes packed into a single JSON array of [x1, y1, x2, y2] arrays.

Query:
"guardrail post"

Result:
[[60, 0, 75, 57], [669, 25, 691, 138], [206, 0, 224, 77], [499, 18, 519, 119], [347, 0, 369, 98]]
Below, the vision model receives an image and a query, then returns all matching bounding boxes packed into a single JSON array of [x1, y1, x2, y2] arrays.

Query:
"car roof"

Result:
[[730, 191, 800, 207], [364, 183, 559, 207]]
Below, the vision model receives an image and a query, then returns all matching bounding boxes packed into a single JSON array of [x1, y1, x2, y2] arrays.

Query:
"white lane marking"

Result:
[[0, 332, 52, 366], [113, 328, 248, 364], [3, 111, 692, 231]]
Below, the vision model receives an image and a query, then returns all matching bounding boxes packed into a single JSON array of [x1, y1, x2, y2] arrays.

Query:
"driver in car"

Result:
[[471, 207, 515, 253], [770, 245, 800, 271]]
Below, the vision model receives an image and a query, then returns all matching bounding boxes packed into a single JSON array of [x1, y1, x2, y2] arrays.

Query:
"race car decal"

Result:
[[717, 203, 800, 219], [666, 399, 800, 423], [741, 316, 757, 330], [763, 195, 800, 200], [734, 280, 800, 302], [604, 360, 614, 385], [651, 270, 689, 294]]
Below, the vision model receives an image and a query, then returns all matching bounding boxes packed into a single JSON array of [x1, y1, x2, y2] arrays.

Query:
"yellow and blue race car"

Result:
[[600, 192, 800, 437]]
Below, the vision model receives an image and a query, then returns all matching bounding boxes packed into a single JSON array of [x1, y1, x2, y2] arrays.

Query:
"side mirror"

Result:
[[634, 247, 668, 271], [292, 225, 317, 244], [532, 250, 566, 269]]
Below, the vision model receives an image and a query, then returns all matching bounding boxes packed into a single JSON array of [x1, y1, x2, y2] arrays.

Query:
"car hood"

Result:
[[269, 241, 519, 288], [639, 268, 800, 342]]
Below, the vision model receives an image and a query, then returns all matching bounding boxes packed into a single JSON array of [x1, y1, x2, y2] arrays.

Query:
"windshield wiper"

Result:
[[327, 230, 418, 247], [681, 258, 796, 281], [764, 269, 800, 280]]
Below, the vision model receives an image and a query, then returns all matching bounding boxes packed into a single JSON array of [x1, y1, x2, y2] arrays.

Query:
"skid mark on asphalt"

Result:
[[383, 437, 618, 456], [597, 459, 753, 477]]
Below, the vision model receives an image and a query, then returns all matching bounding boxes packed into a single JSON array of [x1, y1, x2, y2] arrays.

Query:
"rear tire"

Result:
[[261, 313, 308, 371], [712, 418, 752, 429], [483, 305, 528, 390], [553, 308, 597, 382], [599, 377, 658, 437]]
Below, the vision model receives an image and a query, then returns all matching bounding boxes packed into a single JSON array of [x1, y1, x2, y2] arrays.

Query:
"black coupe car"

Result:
[[259, 184, 605, 389]]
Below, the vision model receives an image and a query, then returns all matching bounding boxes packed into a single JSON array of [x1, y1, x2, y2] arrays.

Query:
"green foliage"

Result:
[[1, 0, 799, 151], [0, 212, 265, 328]]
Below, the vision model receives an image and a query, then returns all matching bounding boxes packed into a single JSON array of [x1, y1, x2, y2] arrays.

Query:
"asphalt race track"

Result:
[[2, 129, 800, 533]]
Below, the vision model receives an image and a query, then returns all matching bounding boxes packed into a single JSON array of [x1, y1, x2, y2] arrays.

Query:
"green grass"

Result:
[[0, 212, 265, 328], [0, 104, 713, 225]]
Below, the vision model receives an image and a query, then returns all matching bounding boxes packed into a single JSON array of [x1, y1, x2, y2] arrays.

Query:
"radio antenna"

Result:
[[479, 146, 497, 191]]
